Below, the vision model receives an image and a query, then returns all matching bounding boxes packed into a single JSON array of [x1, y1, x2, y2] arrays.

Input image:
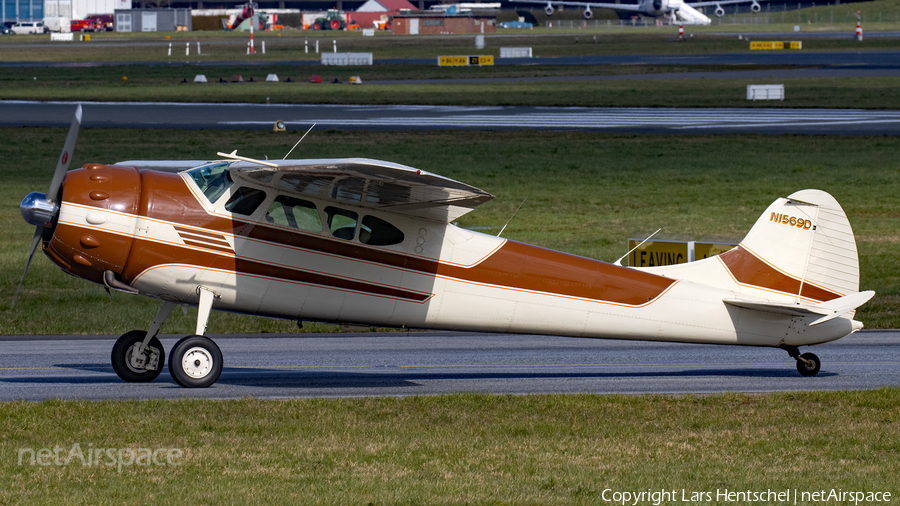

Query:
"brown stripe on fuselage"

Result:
[[174, 225, 227, 241], [181, 239, 234, 254], [719, 245, 841, 302], [127, 238, 432, 303], [130, 169, 675, 306]]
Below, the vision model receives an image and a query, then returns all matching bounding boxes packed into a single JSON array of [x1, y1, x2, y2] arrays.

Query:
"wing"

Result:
[[517, 0, 644, 12], [689, 0, 761, 7], [229, 158, 494, 223]]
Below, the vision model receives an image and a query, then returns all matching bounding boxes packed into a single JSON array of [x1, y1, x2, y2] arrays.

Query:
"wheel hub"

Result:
[[182, 347, 213, 379], [126, 343, 160, 372]]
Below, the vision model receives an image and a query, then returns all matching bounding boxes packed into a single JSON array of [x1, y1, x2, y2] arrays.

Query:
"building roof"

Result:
[[356, 0, 417, 13]]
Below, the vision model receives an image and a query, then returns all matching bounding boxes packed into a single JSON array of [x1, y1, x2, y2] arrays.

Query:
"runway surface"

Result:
[[3, 49, 900, 68], [5, 100, 900, 134], [0, 330, 897, 400]]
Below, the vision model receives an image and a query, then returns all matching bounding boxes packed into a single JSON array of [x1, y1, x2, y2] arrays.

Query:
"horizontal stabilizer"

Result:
[[724, 290, 875, 325], [809, 290, 875, 326]]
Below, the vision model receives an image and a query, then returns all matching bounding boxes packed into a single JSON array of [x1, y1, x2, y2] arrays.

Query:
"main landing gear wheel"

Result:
[[796, 352, 821, 377], [111, 330, 164, 382], [168, 335, 223, 388]]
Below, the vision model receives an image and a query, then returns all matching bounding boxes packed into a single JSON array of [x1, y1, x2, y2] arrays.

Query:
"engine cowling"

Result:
[[647, 0, 669, 16], [45, 164, 141, 286], [583, 7, 593, 19], [750, 0, 761, 12], [715, 3, 725, 17], [545, 3, 554, 16]]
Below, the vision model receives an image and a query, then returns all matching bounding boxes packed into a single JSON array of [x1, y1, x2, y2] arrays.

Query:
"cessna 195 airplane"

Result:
[[15, 106, 874, 388], [521, 0, 766, 25]]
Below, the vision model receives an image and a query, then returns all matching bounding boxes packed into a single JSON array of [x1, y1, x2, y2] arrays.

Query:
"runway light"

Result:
[[273, 120, 286, 132]]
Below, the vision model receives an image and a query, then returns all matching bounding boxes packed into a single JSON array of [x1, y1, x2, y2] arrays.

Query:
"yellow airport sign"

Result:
[[628, 240, 688, 267], [627, 240, 738, 267], [438, 55, 494, 66], [694, 242, 735, 260], [750, 41, 802, 50]]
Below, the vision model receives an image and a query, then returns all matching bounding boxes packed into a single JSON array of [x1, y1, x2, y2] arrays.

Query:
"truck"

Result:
[[70, 18, 102, 32], [44, 17, 71, 33]]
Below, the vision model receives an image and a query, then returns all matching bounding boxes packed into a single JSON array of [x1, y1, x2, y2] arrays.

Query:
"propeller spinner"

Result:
[[12, 104, 82, 309]]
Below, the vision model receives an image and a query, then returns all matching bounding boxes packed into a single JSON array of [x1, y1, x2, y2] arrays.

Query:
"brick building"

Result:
[[391, 13, 495, 34]]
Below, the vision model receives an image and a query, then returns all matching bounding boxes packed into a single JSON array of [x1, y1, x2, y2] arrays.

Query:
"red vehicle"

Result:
[[70, 18, 102, 32], [87, 14, 114, 31]]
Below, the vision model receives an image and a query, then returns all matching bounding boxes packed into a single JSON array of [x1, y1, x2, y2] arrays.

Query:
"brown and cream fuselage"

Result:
[[45, 163, 860, 349]]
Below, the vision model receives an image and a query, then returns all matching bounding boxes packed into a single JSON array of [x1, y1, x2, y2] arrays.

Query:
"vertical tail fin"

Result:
[[720, 189, 860, 302]]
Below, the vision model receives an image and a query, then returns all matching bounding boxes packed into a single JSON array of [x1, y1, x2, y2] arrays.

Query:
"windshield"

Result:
[[187, 162, 234, 203]]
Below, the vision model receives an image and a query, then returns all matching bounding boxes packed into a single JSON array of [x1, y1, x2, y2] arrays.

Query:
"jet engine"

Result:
[[647, 0, 669, 16], [583, 6, 593, 19], [545, 2, 554, 15], [715, 3, 725, 17], [750, 0, 761, 12]]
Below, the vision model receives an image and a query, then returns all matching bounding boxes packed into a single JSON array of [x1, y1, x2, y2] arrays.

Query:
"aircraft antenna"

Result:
[[497, 196, 528, 238], [216, 150, 278, 167], [614, 228, 661, 267], [283, 123, 317, 160]]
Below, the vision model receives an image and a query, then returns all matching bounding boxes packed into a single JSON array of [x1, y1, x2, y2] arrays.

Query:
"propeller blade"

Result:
[[47, 104, 82, 202], [11, 228, 43, 309]]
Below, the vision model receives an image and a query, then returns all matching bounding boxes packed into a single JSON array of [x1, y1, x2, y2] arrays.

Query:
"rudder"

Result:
[[722, 189, 860, 301]]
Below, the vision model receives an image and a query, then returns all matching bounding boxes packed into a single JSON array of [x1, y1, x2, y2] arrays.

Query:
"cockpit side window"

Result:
[[360, 215, 405, 246], [266, 196, 322, 232], [224, 186, 267, 216], [187, 162, 234, 203], [325, 206, 358, 240]]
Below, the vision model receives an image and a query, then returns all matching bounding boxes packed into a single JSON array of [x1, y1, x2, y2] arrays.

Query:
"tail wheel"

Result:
[[796, 352, 821, 377], [111, 330, 164, 383], [168, 335, 223, 388], [331, 19, 342, 30]]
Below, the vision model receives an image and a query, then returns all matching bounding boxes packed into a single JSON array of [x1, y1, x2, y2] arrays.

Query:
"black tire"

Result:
[[111, 330, 164, 382], [168, 335, 223, 388], [796, 352, 821, 377]]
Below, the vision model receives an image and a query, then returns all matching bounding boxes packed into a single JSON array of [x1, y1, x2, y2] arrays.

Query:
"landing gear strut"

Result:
[[780, 345, 821, 377], [109, 287, 224, 387]]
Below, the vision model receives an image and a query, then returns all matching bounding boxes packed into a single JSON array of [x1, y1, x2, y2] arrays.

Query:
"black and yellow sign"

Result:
[[438, 55, 494, 66], [627, 240, 738, 267], [694, 242, 735, 260], [628, 240, 688, 267], [750, 41, 802, 50]]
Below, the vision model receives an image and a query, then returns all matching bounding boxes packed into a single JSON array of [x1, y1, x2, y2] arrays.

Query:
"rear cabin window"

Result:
[[187, 162, 234, 203], [360, 215, 404, 246], [266, 196, 322, 232], [224, 187, 267, 216], [325, 206, 358, 240]]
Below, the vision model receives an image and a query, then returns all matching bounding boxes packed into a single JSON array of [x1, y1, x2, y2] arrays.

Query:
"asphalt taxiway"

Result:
[[5, 101, 900, 134], [0, 330, 896, 400]]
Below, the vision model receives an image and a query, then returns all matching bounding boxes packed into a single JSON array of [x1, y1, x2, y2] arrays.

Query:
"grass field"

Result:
[[2, 391, 898, 504], [1, 128, 898, 333], [3, 68, 900, 108]]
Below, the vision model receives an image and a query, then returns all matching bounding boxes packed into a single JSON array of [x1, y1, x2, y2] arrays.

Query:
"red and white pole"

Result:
[[678, 24, 684, 42], [250, 16, 255, 54], [856, 11, 863, 41]]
